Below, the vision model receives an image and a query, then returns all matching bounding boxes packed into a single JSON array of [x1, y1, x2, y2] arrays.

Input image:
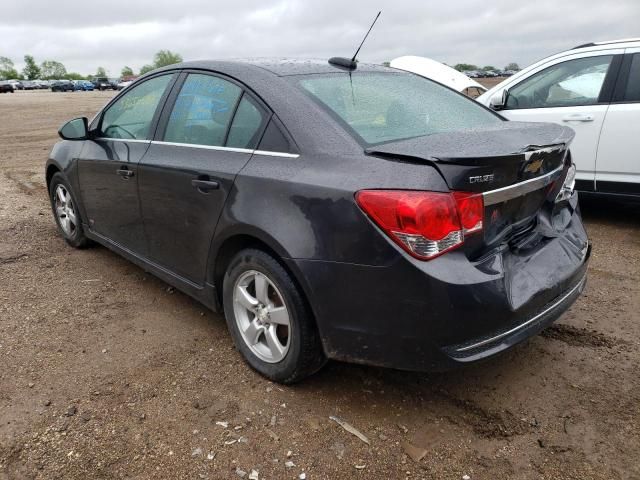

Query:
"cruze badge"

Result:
[[524, 158, 544, 174], [469, 174, 494, 184]]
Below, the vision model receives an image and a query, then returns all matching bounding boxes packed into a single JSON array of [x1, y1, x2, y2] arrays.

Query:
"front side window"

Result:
[[506, 56, 613, 109], [101, 74, 174, 140], [164, 73, 242, 147], [623, 53, 640, 102], [296, 72, 501, 146]]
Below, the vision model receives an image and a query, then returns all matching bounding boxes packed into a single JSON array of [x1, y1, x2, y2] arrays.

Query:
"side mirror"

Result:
[[58, 117, 89, 140], [489, 90, 509, 110]]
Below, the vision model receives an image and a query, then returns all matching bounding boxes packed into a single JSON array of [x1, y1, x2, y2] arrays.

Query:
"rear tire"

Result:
[[48, 172, 90, 248], [222, 248, 326, 383]]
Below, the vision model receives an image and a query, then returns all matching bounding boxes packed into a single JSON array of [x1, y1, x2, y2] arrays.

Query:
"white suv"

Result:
[[478, 39, 640, 198]]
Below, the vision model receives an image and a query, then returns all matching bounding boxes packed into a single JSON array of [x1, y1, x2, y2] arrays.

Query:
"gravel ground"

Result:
[[0, 90, 639, 480]]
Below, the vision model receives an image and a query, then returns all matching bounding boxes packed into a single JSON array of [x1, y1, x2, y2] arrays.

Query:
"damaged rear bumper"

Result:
[[286, 200, 590, 372]]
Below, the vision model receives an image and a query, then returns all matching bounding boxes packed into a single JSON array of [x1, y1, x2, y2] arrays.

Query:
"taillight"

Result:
[[355, 190, 484, 260]]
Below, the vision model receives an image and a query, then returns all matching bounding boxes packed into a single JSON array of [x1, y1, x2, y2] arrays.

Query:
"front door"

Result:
[[78, 74, 176, 254], [498, 53, 620, 189], [138, 72, 268, 284]]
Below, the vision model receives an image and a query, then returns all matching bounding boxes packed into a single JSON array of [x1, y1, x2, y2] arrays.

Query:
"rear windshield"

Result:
[[296, 72, 501, 146]]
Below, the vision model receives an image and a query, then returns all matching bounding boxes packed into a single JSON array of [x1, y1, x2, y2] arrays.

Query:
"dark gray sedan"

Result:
[[46, 59, 589, 383]]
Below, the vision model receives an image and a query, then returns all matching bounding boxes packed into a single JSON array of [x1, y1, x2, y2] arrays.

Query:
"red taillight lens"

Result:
[[453, 192, 484, 234], [356, 190, 484, 260]]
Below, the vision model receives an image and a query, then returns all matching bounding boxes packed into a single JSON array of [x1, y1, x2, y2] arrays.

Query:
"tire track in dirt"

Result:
[[540, 324, 620, 349]]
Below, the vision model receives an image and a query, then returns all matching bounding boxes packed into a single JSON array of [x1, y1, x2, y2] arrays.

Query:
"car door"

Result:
[[594, 49, 640, 194], [77, 73, 176, 254], [138, 72, 269, 284], [496, 51, 623, 190]]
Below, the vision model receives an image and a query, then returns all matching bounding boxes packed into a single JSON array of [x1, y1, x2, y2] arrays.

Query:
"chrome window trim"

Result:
[[456, 274, 587, 353], [482, 165, 564, 206], [148, 140, 299, 158], [94, 137, 151, 144], [253, 150, 299, 158]]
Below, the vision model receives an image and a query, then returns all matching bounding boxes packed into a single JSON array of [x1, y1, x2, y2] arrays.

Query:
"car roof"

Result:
[[159, 58, 391, 77], [572, 38, 640, 50], [132, 58, 405, 157]]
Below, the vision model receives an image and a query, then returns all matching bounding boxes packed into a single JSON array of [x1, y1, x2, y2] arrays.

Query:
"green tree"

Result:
[[482, 65, 497, 71], [504, 62, 520, 71], [40, 60, 67, 80], [0, 56, 19, 79], [64, 72, 85, 80], [153, 50, 183, 68], [23, 55, 41, 80], [454, 63, 478, 72], [121, 66, 134, 77], [139, 64, 155, 75], [96, 66, 107, 78]]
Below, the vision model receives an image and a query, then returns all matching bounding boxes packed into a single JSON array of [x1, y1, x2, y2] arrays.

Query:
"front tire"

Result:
[[223, 249, 326, 383], [48, 172, 90, 248]]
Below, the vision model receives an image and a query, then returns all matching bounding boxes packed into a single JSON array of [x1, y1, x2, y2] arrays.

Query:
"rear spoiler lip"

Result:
[[365, 142, 569, 166]]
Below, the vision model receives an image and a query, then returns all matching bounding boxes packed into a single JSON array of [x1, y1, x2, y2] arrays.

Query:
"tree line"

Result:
[[0, 50, 183, 81]]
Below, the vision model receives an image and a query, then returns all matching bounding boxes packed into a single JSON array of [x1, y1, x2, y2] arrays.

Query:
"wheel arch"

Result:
[[208, 228, 322, 341], [45, 162, 62, 189]]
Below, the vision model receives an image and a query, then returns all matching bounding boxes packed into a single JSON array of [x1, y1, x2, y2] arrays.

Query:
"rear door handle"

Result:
[[191, 179, 220, 192], [116, 167, 134, 178], [562, 114, 594, 122]]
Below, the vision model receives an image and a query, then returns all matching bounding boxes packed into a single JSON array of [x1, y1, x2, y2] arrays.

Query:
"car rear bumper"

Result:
[[287, 200, 590, 372]]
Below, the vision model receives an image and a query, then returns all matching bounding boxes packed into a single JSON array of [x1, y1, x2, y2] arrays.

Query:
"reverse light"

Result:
[[356, 190, 484, 260]]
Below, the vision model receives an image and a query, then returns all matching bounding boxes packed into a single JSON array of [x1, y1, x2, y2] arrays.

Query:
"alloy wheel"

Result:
[[233, 270, 291, 363], [54, 184, 77, 237]]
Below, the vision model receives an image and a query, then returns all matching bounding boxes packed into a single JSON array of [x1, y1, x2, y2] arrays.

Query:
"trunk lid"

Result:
[[365, 121, 575, 257]]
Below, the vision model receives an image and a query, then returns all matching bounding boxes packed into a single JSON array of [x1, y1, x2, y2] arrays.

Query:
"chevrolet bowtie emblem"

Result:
[[524, 159, 544, 174]]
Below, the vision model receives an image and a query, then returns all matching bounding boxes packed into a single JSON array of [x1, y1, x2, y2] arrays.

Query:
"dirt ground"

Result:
[[0, 90, 639, 480]]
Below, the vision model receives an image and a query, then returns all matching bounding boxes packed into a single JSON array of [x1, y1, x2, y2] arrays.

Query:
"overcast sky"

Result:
[[2, 0, 639, 76]]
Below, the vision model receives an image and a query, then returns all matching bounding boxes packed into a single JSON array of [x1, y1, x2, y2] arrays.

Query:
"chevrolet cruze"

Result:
[[46, 59, 590, 383]]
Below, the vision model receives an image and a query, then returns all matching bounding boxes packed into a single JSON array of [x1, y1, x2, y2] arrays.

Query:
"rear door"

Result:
[[497, 51, 623, 191], [138, 72, 269, 284], [78, 73, 176, 254], [595, 49, 640, 194]]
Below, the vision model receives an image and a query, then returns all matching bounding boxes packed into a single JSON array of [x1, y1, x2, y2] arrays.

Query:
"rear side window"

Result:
[[506, 56, 613, 109], [101, 74, 174, 140], [226, 95, 267, 149], [296, 72, 500, 146], [164, 73, 242, 147], [624, 54, 640, 102], [258, 117, 291, 153]]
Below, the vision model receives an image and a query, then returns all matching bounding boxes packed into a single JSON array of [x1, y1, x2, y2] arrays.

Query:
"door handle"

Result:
[[562, 114, 594, 122], [116, 167, 134, 178], [191, 179, 220, 193]]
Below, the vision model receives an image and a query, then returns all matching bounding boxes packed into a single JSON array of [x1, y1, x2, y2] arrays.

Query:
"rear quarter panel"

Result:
[[213, 152, 450, 266]]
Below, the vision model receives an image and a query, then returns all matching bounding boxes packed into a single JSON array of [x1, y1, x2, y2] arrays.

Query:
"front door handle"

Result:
[[562, 114, 594, 122], [116, 167, 134, 178], [191, 179, 220, 193]]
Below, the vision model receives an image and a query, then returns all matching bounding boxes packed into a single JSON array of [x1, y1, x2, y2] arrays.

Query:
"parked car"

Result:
[[479, 38, 640, 198], [92, 77, 116, 91], [35, 80, 50, 89], [116, 79, 133, 90], [0, 80, 14, 93], [73, 80, 94, 91], [21, 80, 38, 90], [7, 79, 23, 90], [390, 56, 487, 98], [51, 80, 74, 92], [46, 59, 589, 383]]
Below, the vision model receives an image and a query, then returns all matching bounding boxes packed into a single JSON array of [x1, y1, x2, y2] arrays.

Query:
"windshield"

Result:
[[296, 72, 501, 146]]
